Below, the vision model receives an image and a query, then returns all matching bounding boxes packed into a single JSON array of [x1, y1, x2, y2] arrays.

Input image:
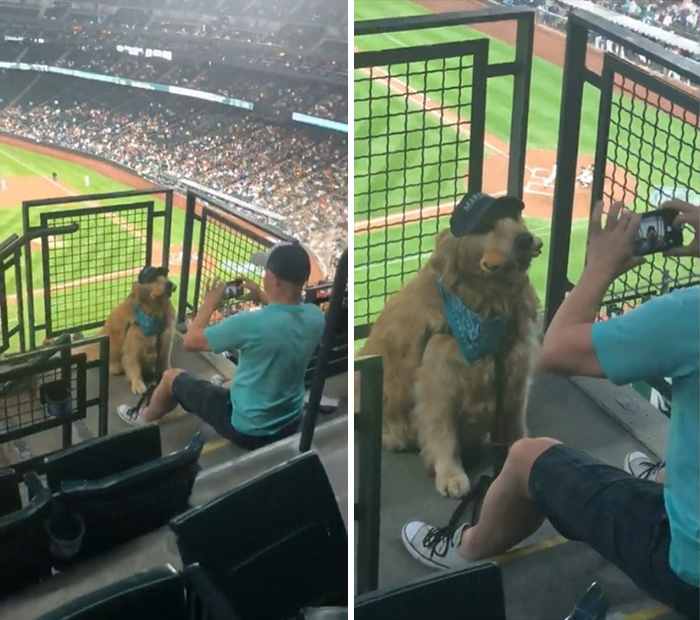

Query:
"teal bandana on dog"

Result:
[[436, 278, 509, 362], [133, 305, 164, 337]]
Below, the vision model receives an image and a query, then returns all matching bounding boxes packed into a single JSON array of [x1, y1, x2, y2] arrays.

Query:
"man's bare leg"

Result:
[[141, 368, 184, 423], [458, 437, 560, 561]]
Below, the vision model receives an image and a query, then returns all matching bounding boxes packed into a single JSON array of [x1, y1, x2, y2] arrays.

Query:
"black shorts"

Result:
[[529, 444, 698, 619], [171, 372, 300, 451]]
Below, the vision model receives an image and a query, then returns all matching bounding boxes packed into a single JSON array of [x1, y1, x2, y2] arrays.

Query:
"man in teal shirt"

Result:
[[401, 200, 699, 618], [118, 241, 326, 450]]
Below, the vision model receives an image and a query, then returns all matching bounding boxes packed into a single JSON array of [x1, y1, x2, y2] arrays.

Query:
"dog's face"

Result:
[[131, 275, 177, 313], [432, 216, 543, 285]]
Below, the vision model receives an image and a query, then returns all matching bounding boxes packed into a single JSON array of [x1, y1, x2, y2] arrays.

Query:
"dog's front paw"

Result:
[[382, 432, 412, 452], [131, 380, 148, 395], [109, 363, 124, 375], [435, 470, 471, 498]]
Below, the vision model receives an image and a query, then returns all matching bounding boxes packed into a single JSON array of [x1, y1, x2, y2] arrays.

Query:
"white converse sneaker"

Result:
[[624, 451, 664, 482], [117, 404, 147, 426], [401, 521, 472, 570]]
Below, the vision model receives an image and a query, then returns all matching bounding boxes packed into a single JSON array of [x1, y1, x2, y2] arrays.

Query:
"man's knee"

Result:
[[162, 368, 185, 389], [507, 437, 561, 481]]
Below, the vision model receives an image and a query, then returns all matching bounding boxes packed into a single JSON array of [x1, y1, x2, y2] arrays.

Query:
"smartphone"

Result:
[[222, 279, 244, 300], [633, 209, 683, 257]]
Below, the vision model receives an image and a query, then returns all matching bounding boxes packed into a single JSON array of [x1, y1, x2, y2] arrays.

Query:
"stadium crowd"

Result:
[[0, 101, 347, 272], [1, 0, 348, 80], [52, 50, 347, 121], [0, 43, 346, 121], [529, 0, 700, 63], [602, 0, 699, 35]]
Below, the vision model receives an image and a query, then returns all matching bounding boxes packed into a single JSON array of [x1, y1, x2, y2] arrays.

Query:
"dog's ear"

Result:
[[429, 230, 453, 276]]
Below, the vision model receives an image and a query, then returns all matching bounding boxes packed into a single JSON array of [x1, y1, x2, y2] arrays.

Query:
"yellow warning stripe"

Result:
[[489, 534, 568, 564], [620, 604, 672, 620], [488, 537, 672, 620], [201, 439, 230, 455]]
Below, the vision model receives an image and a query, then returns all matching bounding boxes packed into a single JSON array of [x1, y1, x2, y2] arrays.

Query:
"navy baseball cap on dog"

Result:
[[138, 266, 169, 284], [250, 241, 311, 285], [450, 192, 524, 237]]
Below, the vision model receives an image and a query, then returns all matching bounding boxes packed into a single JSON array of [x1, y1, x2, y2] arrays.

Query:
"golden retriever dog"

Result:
[[68, 266, 176, 395], [360, 193, 542, 498]]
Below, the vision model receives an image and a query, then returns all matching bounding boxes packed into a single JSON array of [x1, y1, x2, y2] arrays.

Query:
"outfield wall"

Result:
[[0, 133, 326, 282]]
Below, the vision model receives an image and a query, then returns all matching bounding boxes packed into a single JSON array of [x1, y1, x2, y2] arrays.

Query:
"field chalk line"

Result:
[[354, 220, 589, 272], [2, 148, 158, 302], [354, 36, 531, 232]]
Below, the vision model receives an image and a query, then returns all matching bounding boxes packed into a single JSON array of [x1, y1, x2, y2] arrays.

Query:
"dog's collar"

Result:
[[436, 277, 509, 362], [132, 305, 164, 337]]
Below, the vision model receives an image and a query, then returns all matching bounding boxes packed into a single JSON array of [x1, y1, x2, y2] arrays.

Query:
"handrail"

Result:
[[0, 223, 79, 261]]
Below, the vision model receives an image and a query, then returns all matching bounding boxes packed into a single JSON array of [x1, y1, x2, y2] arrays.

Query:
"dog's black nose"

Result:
[[514, 233, 534, 253], [165, 281, 176, 296]]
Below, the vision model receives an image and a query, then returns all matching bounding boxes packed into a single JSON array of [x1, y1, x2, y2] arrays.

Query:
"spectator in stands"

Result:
[[117, 242, 326, 450], [401, 200, 699, 619]]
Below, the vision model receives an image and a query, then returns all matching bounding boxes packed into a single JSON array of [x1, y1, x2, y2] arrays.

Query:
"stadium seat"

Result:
[[34, 564, 241, 620], [44, 424, 161, 493], [170, 451, 347, 620], [354, 563, 507, 620], [44, 428, 204, 562], [0, 469, 53, 598], [35, 566, 188, 620], [0, 467, 23, 515], [44, 425, 163, 492]]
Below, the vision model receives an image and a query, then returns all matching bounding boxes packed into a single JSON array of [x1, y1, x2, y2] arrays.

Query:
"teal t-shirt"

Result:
[[591, 286, 699, 587], [204, 302, 325, 436]]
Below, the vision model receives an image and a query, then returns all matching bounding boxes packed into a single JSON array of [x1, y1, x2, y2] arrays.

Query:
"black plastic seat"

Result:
[[35, 566, 187, 620], [0, 467, 23, 515], [34, 564, 240, 620], [170, 451, 347, 620], [44, 425, 163, 492], [0, 469, 53, 598], [354, 563, 507, 620], [44, 427, 204, 561]]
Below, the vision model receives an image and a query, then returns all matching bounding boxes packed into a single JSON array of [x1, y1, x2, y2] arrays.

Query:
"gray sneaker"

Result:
[[401, 521, 472, 570], [210, 374, 226, 387], [117, 404, 146, 426], [624, 451, 664, 482]]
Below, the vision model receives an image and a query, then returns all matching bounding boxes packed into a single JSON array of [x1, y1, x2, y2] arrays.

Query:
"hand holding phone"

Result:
[[632, 209, 684, 257], [659, 200, 699, 258], [222, 279, 244, 300]]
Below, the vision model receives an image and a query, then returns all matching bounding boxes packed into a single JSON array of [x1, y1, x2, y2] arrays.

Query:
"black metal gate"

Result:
[[354, 7, 534, 338], [545, 10, 699, 325], [176, 190, 294, 326], [22, 188, 173, 346]]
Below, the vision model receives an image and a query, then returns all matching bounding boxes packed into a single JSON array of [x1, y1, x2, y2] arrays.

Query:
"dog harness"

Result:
[[435, 277, 509, 363], [132, 305, 164, 338]]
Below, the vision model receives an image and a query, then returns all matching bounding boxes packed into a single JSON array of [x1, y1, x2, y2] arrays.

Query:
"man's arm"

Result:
[[538, 201, 643, 378], [183, 278, 265, 354], [537, 269, 609, 377], [182, 292, 222, 352]]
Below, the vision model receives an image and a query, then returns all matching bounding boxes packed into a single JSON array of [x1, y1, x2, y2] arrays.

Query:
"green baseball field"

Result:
[[354, 0, 699, 330], [0, 140, 260, 351]]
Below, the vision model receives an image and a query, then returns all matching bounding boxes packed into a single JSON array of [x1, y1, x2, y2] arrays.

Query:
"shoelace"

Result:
[[125, 406, 142, 421], [639, 459, 665, 481], [127, 383, 157, 420], [422, 526, 460, 559], [424, 481, 482, 557]]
